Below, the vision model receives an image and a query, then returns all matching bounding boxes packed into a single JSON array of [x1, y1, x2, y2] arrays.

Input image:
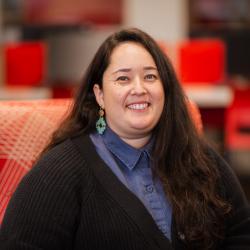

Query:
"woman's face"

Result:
[[93, 42, 165, 143]]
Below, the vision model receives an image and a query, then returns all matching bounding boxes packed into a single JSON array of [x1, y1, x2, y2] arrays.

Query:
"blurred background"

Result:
[[0, 0, 250, 198]]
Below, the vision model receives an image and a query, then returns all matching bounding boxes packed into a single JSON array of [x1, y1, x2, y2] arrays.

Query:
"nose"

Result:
[[130, 77, 147, 95]]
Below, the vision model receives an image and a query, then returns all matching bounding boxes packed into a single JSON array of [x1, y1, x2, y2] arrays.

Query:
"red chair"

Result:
[[0, 98, 201, 223], [0, 99, 72, 222], [225, 88, 250, 150], [225, 88, 250, 175], [4, 41, 47, 86], [179, 39, 226, 84]]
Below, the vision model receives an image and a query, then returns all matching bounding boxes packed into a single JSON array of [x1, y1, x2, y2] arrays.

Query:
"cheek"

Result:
[[117, 91, 124, 99], [154, 91, 165, 115], [103, 89, 127, 109], [153, 86, 165, 103]]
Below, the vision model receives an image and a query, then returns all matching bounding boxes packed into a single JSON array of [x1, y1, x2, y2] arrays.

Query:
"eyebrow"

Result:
[[112, 68, 131, 74], [143, 66, 157, 71], [112, 66, 157, 74]]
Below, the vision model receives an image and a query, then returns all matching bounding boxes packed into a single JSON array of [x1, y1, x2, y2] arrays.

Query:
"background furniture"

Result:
[[4, 41, 47, 86], [225, 88, 250, 175], [0, 98, 72, 222]]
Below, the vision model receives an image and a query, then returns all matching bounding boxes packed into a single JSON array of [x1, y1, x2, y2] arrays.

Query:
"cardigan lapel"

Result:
[[72, 134, 173, 250]]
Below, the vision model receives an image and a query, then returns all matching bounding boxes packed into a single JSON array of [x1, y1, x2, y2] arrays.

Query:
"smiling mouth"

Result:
[[127, 103, 149, 110]]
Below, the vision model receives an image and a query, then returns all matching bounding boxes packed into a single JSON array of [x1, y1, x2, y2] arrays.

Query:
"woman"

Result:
[[1, 28, 250, 250]]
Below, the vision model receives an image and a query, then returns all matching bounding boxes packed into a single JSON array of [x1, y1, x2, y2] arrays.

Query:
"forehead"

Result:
[[108, 42, 156, 67]]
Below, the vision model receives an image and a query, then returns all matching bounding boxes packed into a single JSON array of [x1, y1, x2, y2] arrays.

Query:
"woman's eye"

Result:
[[145, 74, 157, 81], [116, 76, 129, 81]]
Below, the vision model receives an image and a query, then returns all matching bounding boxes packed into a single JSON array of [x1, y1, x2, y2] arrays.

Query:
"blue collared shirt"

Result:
[[90, 127, 172, 239]]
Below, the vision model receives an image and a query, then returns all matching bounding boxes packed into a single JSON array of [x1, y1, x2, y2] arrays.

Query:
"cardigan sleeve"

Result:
[[0, 141, 90, 250], [211, 149, 250, 249]]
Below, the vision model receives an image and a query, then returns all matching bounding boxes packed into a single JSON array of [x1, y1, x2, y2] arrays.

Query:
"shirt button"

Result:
[[178, 232, 185, 240], [145, 184, 154, 193]]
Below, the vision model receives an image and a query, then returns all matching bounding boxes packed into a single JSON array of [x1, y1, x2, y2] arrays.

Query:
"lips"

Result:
[[127, 102, 149, 110]]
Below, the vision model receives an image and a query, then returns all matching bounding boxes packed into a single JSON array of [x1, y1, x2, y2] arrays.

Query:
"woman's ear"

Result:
[[93, 84, 104, 108]]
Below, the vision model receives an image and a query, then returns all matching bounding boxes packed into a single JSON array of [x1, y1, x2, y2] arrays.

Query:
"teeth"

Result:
[[128, 103, 148, 110]]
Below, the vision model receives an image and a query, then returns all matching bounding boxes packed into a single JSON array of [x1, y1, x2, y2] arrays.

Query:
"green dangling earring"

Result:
[[96, 106, 106, 135]]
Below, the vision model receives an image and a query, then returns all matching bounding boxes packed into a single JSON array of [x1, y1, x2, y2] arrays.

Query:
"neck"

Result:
[[120, 134, 151, 149]]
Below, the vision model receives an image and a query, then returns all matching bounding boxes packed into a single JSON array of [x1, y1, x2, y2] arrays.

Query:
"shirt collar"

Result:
[[102, 127, 153, 171]]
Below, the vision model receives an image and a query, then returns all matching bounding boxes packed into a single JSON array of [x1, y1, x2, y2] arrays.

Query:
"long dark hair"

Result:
[[44, 28, 230, 249]]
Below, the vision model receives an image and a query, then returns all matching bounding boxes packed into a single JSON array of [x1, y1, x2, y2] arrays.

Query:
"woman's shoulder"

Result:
[[22, 134, 94, 191], [206, 146, 248, 206], [0, 135, 95, 246], [206, 146, 239, 182], [37, 138, 85, 171]]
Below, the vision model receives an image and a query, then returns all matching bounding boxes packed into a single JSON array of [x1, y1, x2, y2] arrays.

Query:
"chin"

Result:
[[130, 124, 154, 133], [130, 119, 155, 128]]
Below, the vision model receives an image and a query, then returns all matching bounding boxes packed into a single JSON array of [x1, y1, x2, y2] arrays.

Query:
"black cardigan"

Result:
[[1, 134, 250, 249]]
